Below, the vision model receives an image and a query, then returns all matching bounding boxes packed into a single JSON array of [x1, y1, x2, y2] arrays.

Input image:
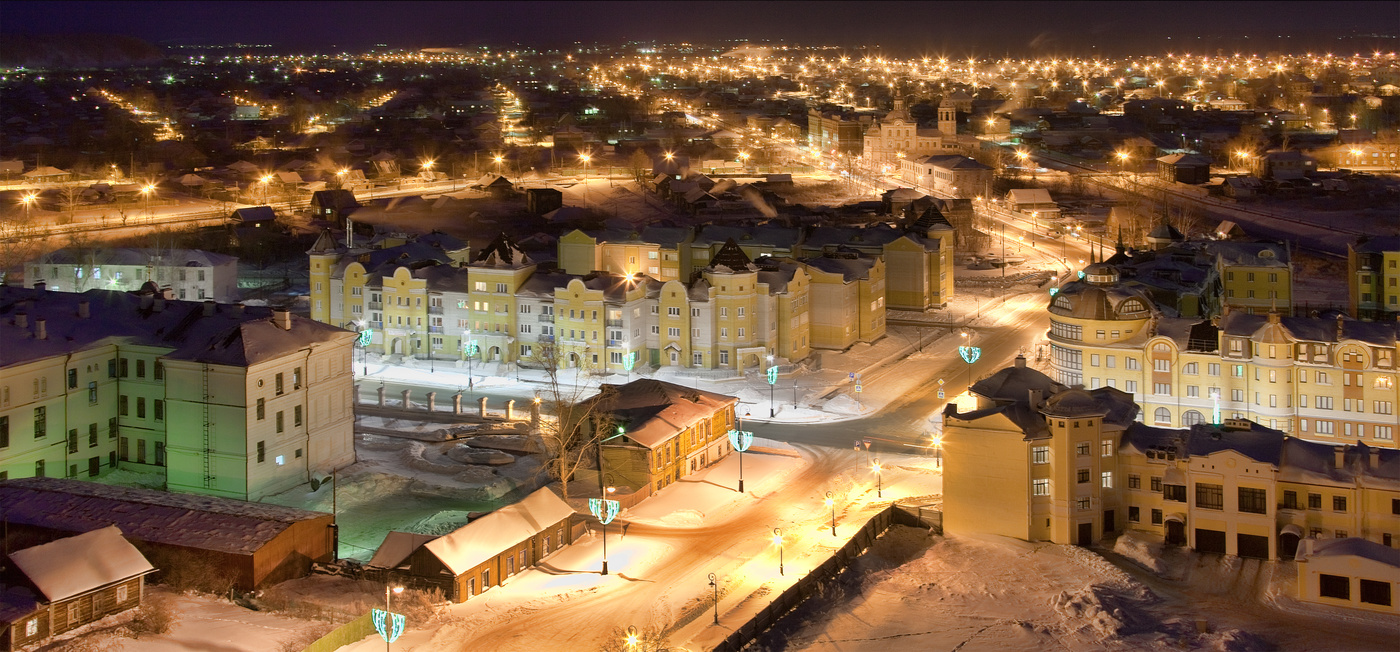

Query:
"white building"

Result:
[[901, 154, 994, 199], [0, 285, 355, 501], [26, 248, 239, 302]]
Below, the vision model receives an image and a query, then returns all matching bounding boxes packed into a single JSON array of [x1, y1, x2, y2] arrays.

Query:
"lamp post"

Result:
[[959, 332, 981, 390], [708, 572, 719, 624], [20, 193, 35, 221], [383, 585, 403, 652], [625, 625, 639, 650], [494, 154, 505, 179], [765, 355, 777, 417], [931, 434, 943, 468], [589, 493, 620, 575], [772, 527, 784, 576], [873, 458, 882, 498], [260, 175, 273, 204], [727, 426, 753, 492], [825, 491, 836, 536], [141, 184, 156, 221], [579, 152, 592, 208]]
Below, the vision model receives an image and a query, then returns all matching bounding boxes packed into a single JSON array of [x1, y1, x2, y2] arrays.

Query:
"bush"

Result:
[[125, 595, 176, 637]]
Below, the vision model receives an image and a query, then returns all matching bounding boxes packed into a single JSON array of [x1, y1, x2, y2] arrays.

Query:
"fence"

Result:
[[710, 503, 940, 652], [299, 611, 375, 652]]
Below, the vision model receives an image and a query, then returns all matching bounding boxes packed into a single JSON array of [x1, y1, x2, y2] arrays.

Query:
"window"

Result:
[[1077, 469, 1091, 484], [1208, 363, 1220, 376], [276, 411, 285, 433], [256, 398, 265, 420], [67, 368, 77, 389], [1164, 484, 1186, 502], [1183, 362, 1198, 375], [137, 359, 146, 378], [1101, 439, 1113, 457], [1196, 483, 1223, 510], [34, 460, 44, 478], [256, 441, 266, 463], [1308, 493, 1322, 509], [1153, 359, 1170, 373], [719, 350, 729, 365], [120, 358, 129, 377], [67, 429, 77, 454], [88, 381, 97, 404], [1333, 496, 1347, 512], [108, 417, 117, 439], [294, 367, 302, 389], [1360, 579, 1392, 607], [1126, 358, 1140, 371], [1101, 471, 1114, 488], [275, 373, 284, 395], [668, 307, 680, 317], [1238, 487, 1267, 514], [1076, 441, 1090, 456], [1317, 420, 1335, 435], [294, 405, 303, 427], [1154, 407, 1171, 424], [667, 327, 680, 337], [1283, 490, 1299, 509], [1033, 478, 1049, 495], [1128, 474, 1140, 489], [0, 416, 7, 448], [1077, 498, 1091, 510], [136, 397, 145, 419], [1125, 380, 1138, 394], [1154, 383, 1171, 396], [1151, 508, 1163, 525], [1318, 574, 1350, 600], [1151, 476, 1162, 492], [693, 353, 703, 365]]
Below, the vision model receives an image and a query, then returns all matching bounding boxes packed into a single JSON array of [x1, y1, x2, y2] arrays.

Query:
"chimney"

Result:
[[153, 296, 165, 313], [203, 300, 216, 317], [1334, 445, 1346, 470], [77, 300, 90, 319], [1028, 388, 1043, 407], [1014, 354, 1026, 368], [33, 281, 45, 292], [35, 318, 46, 340], [1370, 448, 1381, 470], [15, 312, 27, 329], [272, 308, 292, 331]]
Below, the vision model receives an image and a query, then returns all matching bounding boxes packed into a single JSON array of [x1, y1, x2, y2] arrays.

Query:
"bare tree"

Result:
[[1169, 204, 1207, 240], [529, 342, 615, 501], [597, 625, 669, 652], [0, 211, 44, 285], [626, 149, 652, 184], [63, 232, 103, 292]]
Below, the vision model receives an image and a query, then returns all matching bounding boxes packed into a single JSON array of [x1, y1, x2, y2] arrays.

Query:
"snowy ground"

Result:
[[771, 528, 1400, 652], [53, 586, 326, 652]]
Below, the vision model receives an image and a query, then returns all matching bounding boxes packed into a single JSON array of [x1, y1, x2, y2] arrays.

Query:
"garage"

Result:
[[1237, 533, 1270, 559], [1195, 528, 1227, 554]]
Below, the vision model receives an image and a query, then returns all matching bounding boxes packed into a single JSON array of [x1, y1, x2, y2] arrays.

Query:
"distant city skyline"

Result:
[[1, 1, 1397, 55]]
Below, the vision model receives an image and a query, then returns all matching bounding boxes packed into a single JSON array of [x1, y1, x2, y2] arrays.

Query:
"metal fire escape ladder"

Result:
[[202, 364, 215, 487]]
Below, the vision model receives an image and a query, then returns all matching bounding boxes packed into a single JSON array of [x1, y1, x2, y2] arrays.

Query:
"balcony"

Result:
[[538, 334, 554, 343], [367, 302, 383, 310], [428, 306, 444, 315], [605, 319, 624, 327], [428, 326, 444, 334], [369, 321, 384, 330], [538, 314, 554, 323], [607, 339, 624, 347]]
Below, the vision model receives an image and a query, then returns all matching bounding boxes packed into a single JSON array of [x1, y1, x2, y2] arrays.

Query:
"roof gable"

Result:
[[8, 526, 154, 602]]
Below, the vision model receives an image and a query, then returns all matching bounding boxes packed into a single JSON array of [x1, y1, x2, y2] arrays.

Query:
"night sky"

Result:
[[1, 1, 1397, 54]]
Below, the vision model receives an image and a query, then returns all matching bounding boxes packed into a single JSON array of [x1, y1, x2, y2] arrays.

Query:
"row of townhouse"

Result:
[[309, 231, 887, 374], [0, 285, 356, 501], [557, 208, 955, 312], [1049, 261, 1400, 449], [24, 247, 240, 303], [942, 358, 1400, 562]]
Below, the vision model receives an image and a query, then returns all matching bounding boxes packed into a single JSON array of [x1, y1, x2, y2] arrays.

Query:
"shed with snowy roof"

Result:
[[0, 478, 334, 591], [1, 525, 155, 649], [386, 488, 577, 602]]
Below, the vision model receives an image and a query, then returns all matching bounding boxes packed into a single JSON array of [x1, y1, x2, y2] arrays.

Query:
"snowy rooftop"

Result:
[[592, 379, 739, 449], [8, 525, 155, 602], [32, 247, 237, 268], [0, 478, 332, 556], [1299, 536, 1400, 567], [423, 488, 574, 576], [368, 531, 441, 570], [0, 287, 353, 368]]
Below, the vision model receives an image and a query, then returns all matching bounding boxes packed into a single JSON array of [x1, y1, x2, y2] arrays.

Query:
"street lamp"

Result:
[[579, 152, 592, 208], [708, 572, 719, 624], [766, 355, 777, 417], [931, 434, 943, 468], [772, 528, 784, 576], [140, 184, 156, 220], [727, 426, 753, 492], [493, 154, 505, 179], [872, 458, 883, 498], [383, 585, 404, 652], [825, 491, 836, 536], [625, 625, 639, 650], [20, 193, 36, 221]]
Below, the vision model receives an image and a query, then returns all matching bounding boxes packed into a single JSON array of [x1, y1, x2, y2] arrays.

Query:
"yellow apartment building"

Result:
[[802, 255, 886, 350], [1349, 236, 1400, 321], [587, 379, 738, 494], [944, 360, 1400, 562]]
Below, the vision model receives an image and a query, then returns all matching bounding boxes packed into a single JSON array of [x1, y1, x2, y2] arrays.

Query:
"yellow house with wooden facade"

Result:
[[587, 379, 739, 494]]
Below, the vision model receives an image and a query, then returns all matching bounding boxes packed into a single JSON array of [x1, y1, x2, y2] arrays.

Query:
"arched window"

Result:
[[1154, 407, 1172, 425], [1053, 295, 1073, 310], [1120, 300, 1146, 314], [1182, 410, 1205, 426], [1153, 342, 1170, 352]]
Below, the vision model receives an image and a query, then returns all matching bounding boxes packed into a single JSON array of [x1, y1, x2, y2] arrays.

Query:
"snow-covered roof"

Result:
[[0, 478, 331, 556], [33, 247, 236, 269], [0, 286, 353, 369], [1298, 536, 1400, 567], [593, 379, 739, 449], [1007, 188, 1054, 205], [8, 525, 155, 602], [423, 488, 574, 576], [368, 531, 441, 569]]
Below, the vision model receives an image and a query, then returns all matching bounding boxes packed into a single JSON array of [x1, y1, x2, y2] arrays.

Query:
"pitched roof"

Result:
[[1007, 188, 1054, 204], [423, 488, 574, 576], [597, 379, 739, 448], [708, 238, 753, 271], [1300, 536, 1400, 567], [0, 478, 331, 556], [368, 531, 441, 569], [8, 526, 155, 602]]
